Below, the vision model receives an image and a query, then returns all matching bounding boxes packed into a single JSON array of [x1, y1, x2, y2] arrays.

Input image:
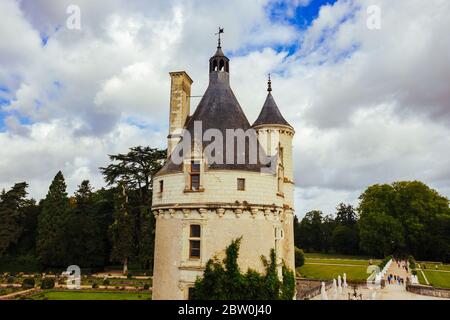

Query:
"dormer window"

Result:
[[190, 161, 201, 191]]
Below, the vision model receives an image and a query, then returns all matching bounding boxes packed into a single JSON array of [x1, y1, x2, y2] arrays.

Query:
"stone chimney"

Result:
[[168, 71, 193, 157]]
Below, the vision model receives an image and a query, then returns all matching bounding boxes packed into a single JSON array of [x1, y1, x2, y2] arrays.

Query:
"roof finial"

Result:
[[215, 27, 224, 49], [267, 73, 272, 92]]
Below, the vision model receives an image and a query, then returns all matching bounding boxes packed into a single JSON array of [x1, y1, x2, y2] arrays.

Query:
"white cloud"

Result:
[[0, 0, 449, 218]]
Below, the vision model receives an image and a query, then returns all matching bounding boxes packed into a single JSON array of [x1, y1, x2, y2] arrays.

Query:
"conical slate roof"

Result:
[[156, 48, 269, 176], [252, 92, 292, 128]]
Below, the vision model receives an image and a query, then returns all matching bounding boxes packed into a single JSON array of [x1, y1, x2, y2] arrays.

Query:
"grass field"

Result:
[[298, 253, 377, 281], [306, 259, 379, 266], [416, 270, 426, 285], [419, 263, 450, 271], [304, 253, 378, 260], [298, 264, 371, 281], [26, 290, 151, 300], [422, 270, 450, 289]]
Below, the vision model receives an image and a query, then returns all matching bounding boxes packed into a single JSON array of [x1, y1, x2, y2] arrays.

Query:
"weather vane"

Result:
[[215, 27, 224, 48]]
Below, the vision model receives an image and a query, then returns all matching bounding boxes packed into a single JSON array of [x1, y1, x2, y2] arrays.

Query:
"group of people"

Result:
[[396, 260, 409, 272], [387, 274, 405, 285]]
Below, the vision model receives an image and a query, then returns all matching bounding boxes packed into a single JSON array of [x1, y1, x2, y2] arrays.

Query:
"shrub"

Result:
[[408, 255, 416, 270], [412, 270, 417, 276], [22, 278, 35, 289], [40, 278, 55, 289], [143, 283, 150, 290], [103, 279, 110, 286], [378, 255, 392, 270], [7, 276, 15, 284], [127, 273, 133, 279], [193, 238, 295, 300], [294, 247, 305, 268], [92, 283, 99, 289]]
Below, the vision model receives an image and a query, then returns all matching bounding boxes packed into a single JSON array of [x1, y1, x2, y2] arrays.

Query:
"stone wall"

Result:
[[296, 278, 331, 300], [406, 283, 450, 299]]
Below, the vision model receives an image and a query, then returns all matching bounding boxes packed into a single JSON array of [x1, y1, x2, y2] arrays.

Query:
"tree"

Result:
[[100, 146, 166, 203], [100, 146, 166, 269], [109, 183, 134, 274], [332, 203, 359, 254], [36, 171, 70, 266], [294, 247, 305, 268], [358, 181, 450, 261], [192, 238, 295, 300], [0, 182, 29, 256], [296, 211, 324, 252], [335, 203, 358, 226], [358, 211, 404, 257], [65, 181, 105, 267], [331, 225, 359, 255]]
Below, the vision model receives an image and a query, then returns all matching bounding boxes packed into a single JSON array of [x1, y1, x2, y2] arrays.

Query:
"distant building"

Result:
[[151, 38, 295, 300]]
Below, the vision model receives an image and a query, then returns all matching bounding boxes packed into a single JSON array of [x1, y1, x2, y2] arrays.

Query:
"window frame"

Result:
[[189, 224, 201, 260], [237, 178, 245, 191]]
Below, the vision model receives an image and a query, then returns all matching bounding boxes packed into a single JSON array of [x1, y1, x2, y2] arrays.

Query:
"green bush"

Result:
[[22, 278, 35, 289], [127, 273, 133, 279], [294, 247, 305, 268], [40, 278, 55, 289], [193, 238, 295, 300], [378, 255, 392, 270], [6, 276, 15, 284], [408, 256, 416, 270], [143, 283, 150, 290], [103, 279, 110, 286], [92, 283, 99, 289]]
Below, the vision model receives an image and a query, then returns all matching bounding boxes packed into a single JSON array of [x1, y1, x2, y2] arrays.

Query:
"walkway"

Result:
[[312, 260, 448, 300]]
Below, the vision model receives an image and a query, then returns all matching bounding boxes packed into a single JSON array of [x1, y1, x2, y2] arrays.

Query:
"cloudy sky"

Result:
[[1, 0, 449, 218]]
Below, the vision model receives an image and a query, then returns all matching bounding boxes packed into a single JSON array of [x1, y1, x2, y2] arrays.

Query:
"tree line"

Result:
[[1, 148, 449, 274], [294, 181, 450, 262], [0, 146, 166, 274]]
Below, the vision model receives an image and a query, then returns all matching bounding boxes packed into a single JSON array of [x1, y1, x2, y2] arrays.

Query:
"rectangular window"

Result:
[[191, 174, 200, 191], [191, 161, 200, 173], [159, 180, 164, 193], [189, 224, 201, 259], [188, 287, 195, 300], [237, 178, 245, 191], [189, 240, 201, 258], [190, 224, 201, 237]]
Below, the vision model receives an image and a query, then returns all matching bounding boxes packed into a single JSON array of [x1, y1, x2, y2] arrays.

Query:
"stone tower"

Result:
[[151, 39, 295, 300]]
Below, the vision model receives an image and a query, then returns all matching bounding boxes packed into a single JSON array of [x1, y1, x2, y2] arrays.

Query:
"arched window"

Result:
[[219, 59, 225, 71], [212, 60, 218, 71], [225, 61, 229, 72]]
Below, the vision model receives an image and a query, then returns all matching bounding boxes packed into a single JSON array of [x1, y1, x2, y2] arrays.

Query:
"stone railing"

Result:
[[367, 258, 391, 287], [296, 278, 332, 300], [406, 283, 450, 299]]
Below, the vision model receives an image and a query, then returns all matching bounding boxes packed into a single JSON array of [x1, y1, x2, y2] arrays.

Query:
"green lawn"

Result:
[[422, 270, 450, 289], [25, 290, 151, 300], [419, 263, 450, 271], [298, 253, 379, 281], [306, 258, 380, 266], [416, 270, 426, 285], [304, 253, 377, 260], [298, 264, 370, 281]]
